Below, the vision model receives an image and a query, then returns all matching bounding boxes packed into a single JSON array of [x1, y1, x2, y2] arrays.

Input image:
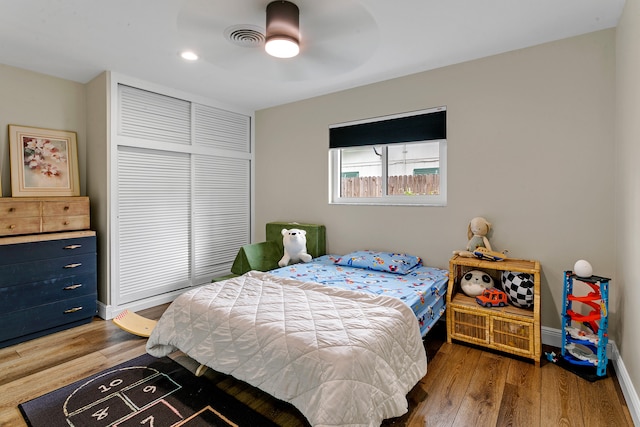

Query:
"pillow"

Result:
[[334, 250, 422, 274]]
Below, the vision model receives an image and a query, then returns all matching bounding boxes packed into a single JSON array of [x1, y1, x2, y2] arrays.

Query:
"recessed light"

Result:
[[180, 51, 198, 61]]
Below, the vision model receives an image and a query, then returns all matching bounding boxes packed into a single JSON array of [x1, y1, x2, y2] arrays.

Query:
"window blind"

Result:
[[329, 108, 446, 148]]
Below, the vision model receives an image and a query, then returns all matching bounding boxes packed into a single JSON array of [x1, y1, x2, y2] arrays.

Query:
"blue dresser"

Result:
[[0, 230, 97, 348]]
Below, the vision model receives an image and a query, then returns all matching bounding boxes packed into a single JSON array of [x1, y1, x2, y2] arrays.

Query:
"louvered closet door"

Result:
[[117, 146, 191, 304], [194, 155, 250, 279], [193, 103, 251, 279], [115, 84, 251, 305]]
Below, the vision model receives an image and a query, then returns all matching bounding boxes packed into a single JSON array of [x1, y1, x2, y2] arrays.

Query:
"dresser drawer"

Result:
[[0, 235, 96, 266], [42, 199, 90, 216], [0, 200, 41, 218], [0, 216, 41, 236], [0, 272, 96, 313], [0, 294, 97, 343], [42, 215, 90, 233], [0, 253, 96, 287]]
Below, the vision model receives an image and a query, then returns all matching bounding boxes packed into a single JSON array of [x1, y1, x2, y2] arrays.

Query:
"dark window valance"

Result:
[[329, 108, 446, 149]]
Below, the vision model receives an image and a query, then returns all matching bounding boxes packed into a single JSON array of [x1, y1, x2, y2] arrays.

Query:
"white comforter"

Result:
[[146, 271, 427, 427]]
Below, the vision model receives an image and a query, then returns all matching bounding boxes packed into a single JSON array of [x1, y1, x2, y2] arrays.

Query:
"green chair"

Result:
[[212, 222, 326, 282], [211, 241, 281, 282], [265, 222, 326, 259]]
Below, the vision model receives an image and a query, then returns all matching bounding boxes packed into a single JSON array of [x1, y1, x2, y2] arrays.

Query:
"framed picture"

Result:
[[9, 125, 80, 197]]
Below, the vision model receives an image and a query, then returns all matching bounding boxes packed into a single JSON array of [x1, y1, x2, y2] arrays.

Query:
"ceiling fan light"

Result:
[[265, 36, 299, 58], [265, 1, 300, 58]]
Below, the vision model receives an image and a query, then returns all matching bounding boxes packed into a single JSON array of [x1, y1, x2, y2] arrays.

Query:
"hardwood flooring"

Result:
[[0, 305, 633, 427]]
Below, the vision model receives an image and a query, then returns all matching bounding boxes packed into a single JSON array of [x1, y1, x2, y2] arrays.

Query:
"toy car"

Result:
[[473, 247, 507, 261], [476, 288, 508, 307]]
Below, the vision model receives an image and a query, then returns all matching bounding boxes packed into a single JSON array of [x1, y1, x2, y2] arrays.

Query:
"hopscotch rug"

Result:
[[19, 353, 279, 427]]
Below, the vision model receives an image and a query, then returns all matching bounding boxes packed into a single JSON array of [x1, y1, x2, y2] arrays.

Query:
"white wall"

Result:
[[0, 65, 87, 198], [255, 30, 616, 337], [615, 0, 640, 417]]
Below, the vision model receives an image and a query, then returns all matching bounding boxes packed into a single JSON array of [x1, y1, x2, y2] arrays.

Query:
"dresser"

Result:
[[0, 196, 90, 237], [0, 230, 97, 348]]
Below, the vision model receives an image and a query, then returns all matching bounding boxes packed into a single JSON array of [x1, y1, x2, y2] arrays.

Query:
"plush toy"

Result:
[[460, 269, 494, 297], [453, 216, 492, 258], [278, 228, 313, 267]]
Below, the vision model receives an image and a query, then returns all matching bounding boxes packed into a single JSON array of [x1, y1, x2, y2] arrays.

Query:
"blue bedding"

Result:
[[268, 255, 449, 336]]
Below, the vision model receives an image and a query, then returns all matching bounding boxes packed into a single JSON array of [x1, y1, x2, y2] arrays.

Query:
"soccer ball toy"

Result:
[[501, 271, 535, 308]]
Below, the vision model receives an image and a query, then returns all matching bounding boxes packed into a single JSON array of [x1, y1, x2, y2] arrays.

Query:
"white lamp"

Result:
[[265, 1, 300, 58]]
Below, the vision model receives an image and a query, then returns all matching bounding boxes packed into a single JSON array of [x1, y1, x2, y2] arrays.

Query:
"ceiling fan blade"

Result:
[[175, 0, 379, 82]]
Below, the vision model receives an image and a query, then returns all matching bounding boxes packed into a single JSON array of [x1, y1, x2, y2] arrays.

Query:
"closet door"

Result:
[[114, 85, 251, 305], [193, 155, 250, 280], [117, 147, 191, 304], [193, 104, 251, 280]]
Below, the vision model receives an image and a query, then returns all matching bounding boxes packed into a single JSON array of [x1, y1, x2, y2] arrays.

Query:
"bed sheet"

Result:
[[269, 255, 449, 336]]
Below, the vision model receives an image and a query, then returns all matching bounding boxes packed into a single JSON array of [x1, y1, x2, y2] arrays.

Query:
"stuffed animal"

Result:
[[278, 228, 313, 267], [460, 269, 494, 297], [453, 216, 492, 258]]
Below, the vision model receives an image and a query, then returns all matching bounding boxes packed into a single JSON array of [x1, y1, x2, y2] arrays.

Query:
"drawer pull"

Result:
[[64, 244, 82, 250], [64, 221, 70, 225], [64, 307, 83, 314], [63, 284, 83, 290], [64, 206, 70, 211], [8, 224, 16, 229], [64, 263, 82, 269], [8, 207, 15, 212]]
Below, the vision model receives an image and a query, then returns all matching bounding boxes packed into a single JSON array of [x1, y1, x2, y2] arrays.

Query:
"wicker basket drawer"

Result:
[[491, 317, 534, 355], [450, 305, 489, 344]]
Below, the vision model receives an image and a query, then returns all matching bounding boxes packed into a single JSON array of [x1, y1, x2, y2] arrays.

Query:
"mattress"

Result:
[[268, 255, 449, 336]]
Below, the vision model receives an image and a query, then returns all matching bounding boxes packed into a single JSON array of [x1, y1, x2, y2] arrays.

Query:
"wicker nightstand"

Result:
[[446, 254, 541, 364]]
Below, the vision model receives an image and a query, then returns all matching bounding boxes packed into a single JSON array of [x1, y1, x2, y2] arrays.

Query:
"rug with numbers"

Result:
[[19, 353, 279, 427]]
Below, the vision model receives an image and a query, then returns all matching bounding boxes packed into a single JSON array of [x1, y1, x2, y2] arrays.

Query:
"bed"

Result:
[[146, 250, 449, 426], [268, 253, 449, 337]]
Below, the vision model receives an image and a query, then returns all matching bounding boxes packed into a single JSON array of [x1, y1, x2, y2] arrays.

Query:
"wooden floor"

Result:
[[0, 304, 633, 427]]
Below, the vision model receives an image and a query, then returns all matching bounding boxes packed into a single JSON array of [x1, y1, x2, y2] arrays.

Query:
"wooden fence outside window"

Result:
[[341, 174, 440, 197]]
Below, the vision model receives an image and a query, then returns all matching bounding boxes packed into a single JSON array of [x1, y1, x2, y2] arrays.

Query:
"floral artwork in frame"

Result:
[[9, 125, 80, 197]]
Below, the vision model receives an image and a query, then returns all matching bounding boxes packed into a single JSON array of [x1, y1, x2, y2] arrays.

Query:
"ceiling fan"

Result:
[[176, 0, 379, 81]]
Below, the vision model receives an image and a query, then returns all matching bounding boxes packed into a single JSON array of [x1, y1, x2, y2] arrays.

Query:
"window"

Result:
[[329, 107, 446, 206]]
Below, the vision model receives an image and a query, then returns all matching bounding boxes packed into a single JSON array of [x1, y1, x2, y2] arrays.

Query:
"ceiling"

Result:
[[0, 0, 625, 111]]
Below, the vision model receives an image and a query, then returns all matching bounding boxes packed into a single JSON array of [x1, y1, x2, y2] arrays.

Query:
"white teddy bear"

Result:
[[278, 228, 313, 267]]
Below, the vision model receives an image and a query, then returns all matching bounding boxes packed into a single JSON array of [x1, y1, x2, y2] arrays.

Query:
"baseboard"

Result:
[[97, 291, 184, 320], [542, 326, 639, 425], [611, 345, 640, 426]]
